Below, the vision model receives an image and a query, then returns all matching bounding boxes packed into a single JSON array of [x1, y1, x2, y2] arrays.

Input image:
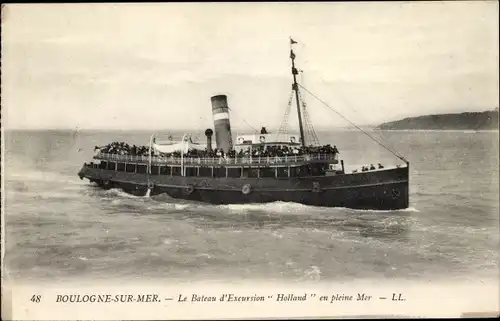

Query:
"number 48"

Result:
[[31, 295, 41, 303]]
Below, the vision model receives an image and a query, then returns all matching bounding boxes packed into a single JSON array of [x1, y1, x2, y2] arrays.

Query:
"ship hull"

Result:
[[78, 166, 409, 210]]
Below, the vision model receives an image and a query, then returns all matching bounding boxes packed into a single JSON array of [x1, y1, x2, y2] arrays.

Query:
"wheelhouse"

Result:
[[234, 133, 301, 151]]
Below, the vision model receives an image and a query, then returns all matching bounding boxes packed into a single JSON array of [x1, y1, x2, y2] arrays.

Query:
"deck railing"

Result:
[[93, 152, 338, 165]]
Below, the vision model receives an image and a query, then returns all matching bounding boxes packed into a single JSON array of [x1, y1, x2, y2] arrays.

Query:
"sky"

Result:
[[2, 2, 499, 131]]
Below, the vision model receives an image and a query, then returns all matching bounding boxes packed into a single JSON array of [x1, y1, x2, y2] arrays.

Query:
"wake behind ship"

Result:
[[78, 38, 410, 210]]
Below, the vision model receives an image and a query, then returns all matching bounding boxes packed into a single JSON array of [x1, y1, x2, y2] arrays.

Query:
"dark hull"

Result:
[[78, 166, 409, 210]]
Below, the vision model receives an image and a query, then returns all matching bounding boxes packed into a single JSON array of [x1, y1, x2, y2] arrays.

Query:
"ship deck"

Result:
[[93, 152, 339, 167]]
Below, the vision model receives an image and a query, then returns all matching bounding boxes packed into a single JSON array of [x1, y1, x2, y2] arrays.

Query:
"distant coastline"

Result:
[[377, 109, 499, 131]]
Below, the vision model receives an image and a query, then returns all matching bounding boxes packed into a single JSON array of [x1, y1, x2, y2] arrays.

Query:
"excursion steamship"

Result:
[[78, 39, 410, 210]]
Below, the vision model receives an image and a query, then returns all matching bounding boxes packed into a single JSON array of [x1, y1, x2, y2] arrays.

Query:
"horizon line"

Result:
[[3, 125, 377, 132], [3, 109, 496, 132]]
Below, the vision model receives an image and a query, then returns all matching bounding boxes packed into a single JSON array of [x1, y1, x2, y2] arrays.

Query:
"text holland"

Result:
[[276, 293, 307, 302]]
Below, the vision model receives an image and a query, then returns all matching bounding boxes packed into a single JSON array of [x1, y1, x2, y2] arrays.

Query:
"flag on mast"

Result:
[[290, 38, 298, 45]]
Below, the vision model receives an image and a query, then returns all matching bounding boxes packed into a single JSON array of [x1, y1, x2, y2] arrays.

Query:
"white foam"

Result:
[[218, 201, 314, 214], [271, 230, 283, 239], [401, 207, 420, 213], [104, 188, 140, 199], [219, 201, 419, 214], [344, 206, 420, 213], [302, 265, 322, 281], [196, 253, 213, 259], [161, 238, 180, 245], [174, 204, 190, 210]]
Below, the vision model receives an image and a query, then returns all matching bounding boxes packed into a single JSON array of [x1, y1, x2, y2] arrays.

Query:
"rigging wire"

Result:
[[298, 90, 320, 146], [227, 107, 259, 133], [318, 86, 407, 159], [277, 91, 294, 138], [297, 70, 320, 145], [298, 84, 408, 164]]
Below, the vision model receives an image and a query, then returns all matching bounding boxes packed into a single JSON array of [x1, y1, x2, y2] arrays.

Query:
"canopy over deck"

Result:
[[152, 140, 205, 154]]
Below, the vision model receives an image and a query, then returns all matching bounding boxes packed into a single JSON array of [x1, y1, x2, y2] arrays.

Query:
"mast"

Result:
[[290, 37, 306, 147]]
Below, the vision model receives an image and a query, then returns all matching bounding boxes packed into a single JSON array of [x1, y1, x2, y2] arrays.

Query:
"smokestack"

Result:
[[204, 128, 213, 152], [210, 95, 233, 153]]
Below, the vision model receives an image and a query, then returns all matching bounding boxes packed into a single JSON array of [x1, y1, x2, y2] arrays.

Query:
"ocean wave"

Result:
[[301, 265, 322, 281], [415, 191, 495, 203], [119, 198, 419, 225], [218, 202, 419, 214], [5, 169, 77, 184], [344, 206, 420, 213], [398, 207, 420, 213], [412, 222, 498, 237], [143, 202, 191, 212], [77, 184, 419, 215], [102, 188, 141, 199], [7, 188, 85, 202], [271, 230, 283, 239], [217, 201, 325, 214], [162, 238, 179, 245], [196, 253, 214, 259], [35, 191, 82, 200]]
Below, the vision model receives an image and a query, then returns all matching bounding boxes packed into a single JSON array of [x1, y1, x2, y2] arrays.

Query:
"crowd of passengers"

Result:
[[352, 163, 385, 173], [95, 142, 340, 159], [92, 142, 392, 173], [95, 142, 153, 157]]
